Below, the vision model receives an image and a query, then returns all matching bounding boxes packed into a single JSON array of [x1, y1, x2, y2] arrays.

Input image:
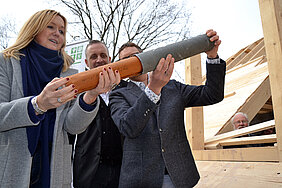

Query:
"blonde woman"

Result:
[[0, 9, 120, 188]]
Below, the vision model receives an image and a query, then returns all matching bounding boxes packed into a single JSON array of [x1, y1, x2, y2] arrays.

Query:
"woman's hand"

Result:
[[83, 67, 121, 104], [35, 67, 121, 109], [36, 77, 77, 111]]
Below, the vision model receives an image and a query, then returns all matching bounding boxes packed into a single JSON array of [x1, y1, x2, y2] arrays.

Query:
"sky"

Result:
[[188, 0, 263, 60], [0, 0, 263, 60], [0, 0, 264, 80]]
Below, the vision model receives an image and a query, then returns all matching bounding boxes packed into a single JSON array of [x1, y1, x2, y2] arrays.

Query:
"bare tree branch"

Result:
[[0, 16, 17, 50], [57, 0, 191, 61]]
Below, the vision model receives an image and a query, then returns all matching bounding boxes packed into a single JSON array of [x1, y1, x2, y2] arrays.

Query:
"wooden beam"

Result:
[[205, 119, 275, 145], [195, 161, 282, 188], [204, 143, 223, 150], [224, 91, 236, 99], [226, 55, 265, 75], [226, 38, 264, 71], [255, 55, 267, 66], [205, 134, 276, 149], [259, 0, 282, 162], [226, 48, 246, 66], [217, 77, 272, 135], [217, 134, 276, 147], [185, 54, 204, 150], [193, 147, 279, 161], [237, 39, 265, 66], [250, 45, 266, 62], [262, 103, 273, 110]]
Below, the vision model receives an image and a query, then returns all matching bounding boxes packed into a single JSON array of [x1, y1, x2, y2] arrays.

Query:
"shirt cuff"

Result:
[[207, 56, 220, 64], [28, 97, 45, 123], [145, 87, 161, 104], [79, 93, 97, 112]]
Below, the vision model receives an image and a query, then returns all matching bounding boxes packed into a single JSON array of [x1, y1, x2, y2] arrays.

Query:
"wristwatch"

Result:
[[31, 96, 47, 114]]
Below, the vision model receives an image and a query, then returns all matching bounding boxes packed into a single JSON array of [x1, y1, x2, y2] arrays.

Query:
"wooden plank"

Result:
[[237, 39, 265, 66], [195, 161, 282, 188], [225, 38, 264, 66], [205, 119, 275, 144], [205, 134, 276, 149], [255, 55, 267, 66], [259, 0, 282, 162], [203, 51, 265, 82], [193, 147, 279, 161], [203, 58, 269, 139], [226, 55, 265, 75], [204, 143, 223, 150], [226, 48, 246, 65], [262, 103, 272, 110], [218, 134, 276, 146], [226, 38, 264, 71], [218, 76, 271, 135], [250, 45, 266, 62], [224, 91, 236, 99], [185, 54, 204, 150], [258, 109, 273, 114]]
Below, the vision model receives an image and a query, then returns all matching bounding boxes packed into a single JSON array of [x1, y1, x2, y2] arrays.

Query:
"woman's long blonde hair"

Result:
[[2, 9, 73, 72]]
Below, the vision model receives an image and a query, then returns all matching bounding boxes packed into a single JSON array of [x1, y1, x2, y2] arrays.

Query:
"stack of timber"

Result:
[[195, 161, 282, 188], [193, 37, 278, 160], [191, 38, 281, 187], [190, 1, 282, 187], [204, 41, 270, 140]]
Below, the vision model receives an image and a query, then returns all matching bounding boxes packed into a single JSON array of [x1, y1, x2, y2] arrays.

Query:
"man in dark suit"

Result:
[[72, 40, 124, 188], [109, 29, 226, 188]]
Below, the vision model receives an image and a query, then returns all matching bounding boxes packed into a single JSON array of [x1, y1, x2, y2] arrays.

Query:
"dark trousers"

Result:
[[92, 162, 121, 188], [30, 142, 52, 188], [30, 146, 42, 187]]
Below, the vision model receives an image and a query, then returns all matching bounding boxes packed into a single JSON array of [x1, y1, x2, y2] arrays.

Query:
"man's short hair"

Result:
[[85, 40, 109, 58], [118, 42, 143, 55]]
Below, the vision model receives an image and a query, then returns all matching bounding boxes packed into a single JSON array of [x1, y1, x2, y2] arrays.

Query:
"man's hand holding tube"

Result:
[[148, 54, 175, 95], [83, 67, 121, 104], [205, 29, 221, 58]]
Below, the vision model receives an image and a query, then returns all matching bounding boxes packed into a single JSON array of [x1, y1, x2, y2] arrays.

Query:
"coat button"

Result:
[[161, 148, 165, 152], [159, 128, 163, 132]]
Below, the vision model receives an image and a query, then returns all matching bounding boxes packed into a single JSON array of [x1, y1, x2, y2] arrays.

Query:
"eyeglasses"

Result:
[[234, 120, 248, 125]]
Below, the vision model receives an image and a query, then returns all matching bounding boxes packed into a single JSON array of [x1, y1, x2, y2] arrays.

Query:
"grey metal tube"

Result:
[[135, 34, 214, 74]]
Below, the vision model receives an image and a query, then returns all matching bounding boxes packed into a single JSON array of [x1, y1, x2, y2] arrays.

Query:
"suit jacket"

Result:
[[109, 60, 226, 188], [73, 97, 122, 188], [72, 97, 103, 188], [73, 81, 127, 188], [0, 54, 99, 188]]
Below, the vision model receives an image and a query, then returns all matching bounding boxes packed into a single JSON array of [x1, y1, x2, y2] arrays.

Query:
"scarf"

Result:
[[20, 40, 63, 187]]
